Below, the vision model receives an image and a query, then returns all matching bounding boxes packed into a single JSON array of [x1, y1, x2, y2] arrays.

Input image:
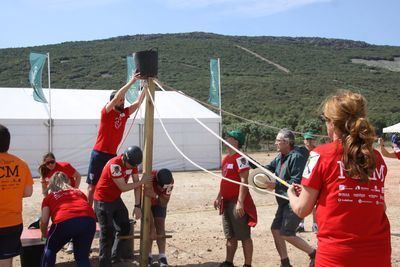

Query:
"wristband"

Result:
[[134, 204, 141, 208]]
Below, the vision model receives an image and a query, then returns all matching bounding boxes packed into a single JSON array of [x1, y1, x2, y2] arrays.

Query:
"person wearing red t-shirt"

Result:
[[40, 172, 96, 266], [38, 152, 81, 196], [214, 130, 257, 267], [144, 169, 174, 267], [86, 72, 146, 206], [94, 146, 151, 267], [288, 91, 391, 267], [378, 133, 400, 160]]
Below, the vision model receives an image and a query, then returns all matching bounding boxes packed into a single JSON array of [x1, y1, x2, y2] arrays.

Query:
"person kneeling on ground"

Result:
[[40, 171, 96, 267], [214, 130, 257, 267], [94, 146, 152, 267], [145, 169, 174, 267]]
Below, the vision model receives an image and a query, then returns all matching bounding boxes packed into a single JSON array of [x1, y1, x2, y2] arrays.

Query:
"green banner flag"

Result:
[[29, 52, 48, 103], [208, 58, 220, 107], [126, 55, 140, 104]]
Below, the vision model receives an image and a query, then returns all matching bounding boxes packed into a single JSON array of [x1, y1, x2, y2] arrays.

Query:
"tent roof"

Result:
[[0, 87, 220, 120], [383, 122, 400, 133]]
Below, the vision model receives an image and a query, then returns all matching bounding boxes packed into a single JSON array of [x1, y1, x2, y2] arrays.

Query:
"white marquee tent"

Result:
[[383, 122, 400, 133], [0, 87, 221, 177]]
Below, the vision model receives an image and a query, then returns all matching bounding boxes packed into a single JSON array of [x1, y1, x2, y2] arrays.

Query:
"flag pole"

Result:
[[47, 52, 52, 152], [217, 58, 222, 168]]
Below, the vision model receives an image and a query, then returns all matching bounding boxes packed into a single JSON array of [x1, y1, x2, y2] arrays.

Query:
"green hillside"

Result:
[[1, 32, 399, 147]]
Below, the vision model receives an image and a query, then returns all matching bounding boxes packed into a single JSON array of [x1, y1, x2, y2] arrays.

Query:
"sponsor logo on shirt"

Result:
[[303, 151, 320, 179], [236, 156, 249, 170], [110, 164, 122, 177]]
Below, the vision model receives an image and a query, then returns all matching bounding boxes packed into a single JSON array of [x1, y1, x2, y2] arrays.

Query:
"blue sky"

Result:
[[1, 0, 399, 48]]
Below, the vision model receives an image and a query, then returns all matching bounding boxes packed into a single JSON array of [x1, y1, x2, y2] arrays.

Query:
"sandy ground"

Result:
[[14, 152, 400, 267]]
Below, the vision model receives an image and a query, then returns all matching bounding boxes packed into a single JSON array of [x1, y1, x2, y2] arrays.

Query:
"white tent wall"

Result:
[[1, 87, 221, 176], [4, 119, 49, 177]]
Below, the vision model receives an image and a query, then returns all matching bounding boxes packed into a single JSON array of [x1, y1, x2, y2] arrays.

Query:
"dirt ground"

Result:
[[15, 152, 400, 267]]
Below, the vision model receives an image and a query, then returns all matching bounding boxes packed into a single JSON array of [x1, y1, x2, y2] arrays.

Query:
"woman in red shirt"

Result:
[[38, 152, 81, 196], [288, 90, 391, 267], [40, 172, 96, 266]]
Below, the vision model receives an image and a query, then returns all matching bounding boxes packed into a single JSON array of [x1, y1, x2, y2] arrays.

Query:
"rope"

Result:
[[154, 80, 290, 188], [153, 79, 328, 138], [145, 85, 289, 201]]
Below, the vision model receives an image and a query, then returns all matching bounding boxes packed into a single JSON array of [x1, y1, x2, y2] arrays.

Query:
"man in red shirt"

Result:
[[378, 133, 400, 160], [86, 72, 145, 206], [145, 169, 174, 267], [94, 146, 151, 266], [214, 130, 257, 267]]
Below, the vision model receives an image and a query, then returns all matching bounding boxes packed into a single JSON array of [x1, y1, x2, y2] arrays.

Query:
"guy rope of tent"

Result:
[[145, 85, 289, 200], [153, 79, 328, 138]]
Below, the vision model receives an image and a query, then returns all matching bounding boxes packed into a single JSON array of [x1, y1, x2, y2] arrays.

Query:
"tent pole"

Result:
[[139, 78, 155, 267], [47, 52, 52, 152]]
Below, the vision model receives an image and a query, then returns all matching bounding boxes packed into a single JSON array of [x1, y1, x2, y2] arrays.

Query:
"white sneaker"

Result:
[[312, 223, 318, 233], [66, 242, 74, 254]]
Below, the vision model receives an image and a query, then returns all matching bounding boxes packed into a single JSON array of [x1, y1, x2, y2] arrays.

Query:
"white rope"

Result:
[[146, 85, 289, 201], [154, 80, 290, 188]]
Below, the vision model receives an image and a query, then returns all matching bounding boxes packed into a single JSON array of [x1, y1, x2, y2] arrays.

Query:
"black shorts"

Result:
[[271, 203, 302, 236], [151, 205, 167, 219], [222, 201, 251, 241], [0, 224, 23, 259], [86, 150, 116, 185]]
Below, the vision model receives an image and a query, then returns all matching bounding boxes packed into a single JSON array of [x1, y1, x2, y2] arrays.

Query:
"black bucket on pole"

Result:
[[134, 49, 158, 78]]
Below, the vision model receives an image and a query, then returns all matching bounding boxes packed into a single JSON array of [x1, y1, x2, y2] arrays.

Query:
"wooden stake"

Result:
[[139, 78, 155, 266]]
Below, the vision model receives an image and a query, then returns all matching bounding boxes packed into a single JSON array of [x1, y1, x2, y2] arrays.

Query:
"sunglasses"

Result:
[[45, 160, 56, 165]]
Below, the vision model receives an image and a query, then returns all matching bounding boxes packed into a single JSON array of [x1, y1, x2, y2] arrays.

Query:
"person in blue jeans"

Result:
[[40, 172, 96, 267]]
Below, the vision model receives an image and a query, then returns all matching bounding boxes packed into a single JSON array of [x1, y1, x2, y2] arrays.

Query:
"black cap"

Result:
[[156, 169, 173, 186]]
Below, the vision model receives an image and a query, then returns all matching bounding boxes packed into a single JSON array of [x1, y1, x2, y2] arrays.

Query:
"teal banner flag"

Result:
[[126, 55, 140, 104], [29, 52, 48, 103], [208, 58, 220, 107]]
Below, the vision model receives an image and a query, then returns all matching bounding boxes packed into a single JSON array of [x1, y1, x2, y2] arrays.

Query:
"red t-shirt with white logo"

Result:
[[302, 140, 391, 267], [93, 106, 130, 154], [151, 170, 174, 206], [94, 155, 138, 202], [41, 162, 77, 188], [41, 188, 95, 224], [220, 153, 250, 200]]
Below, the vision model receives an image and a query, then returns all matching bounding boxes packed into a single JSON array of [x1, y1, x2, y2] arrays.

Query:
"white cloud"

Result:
[[163, 0, 332, 17]]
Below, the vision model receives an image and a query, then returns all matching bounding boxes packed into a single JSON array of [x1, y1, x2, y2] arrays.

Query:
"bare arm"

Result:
[[378, 138, 397, 158], [113, 173, 152, 193], [105, 72, 141, 113], [288, 184, 319, 218], [23, 185, 33, 198], [40, 207, 50, 238], [128, 88, 146, 115], [73, 171, 81, 188], [41, 179, 48, 196], [236, 170, 249, 217]]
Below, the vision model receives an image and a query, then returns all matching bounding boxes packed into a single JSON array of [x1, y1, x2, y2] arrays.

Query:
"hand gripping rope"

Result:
[[145, 85, 289, 201]]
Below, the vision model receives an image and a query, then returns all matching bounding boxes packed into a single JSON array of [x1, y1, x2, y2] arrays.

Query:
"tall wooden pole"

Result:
[[139, 78, 155, 266]]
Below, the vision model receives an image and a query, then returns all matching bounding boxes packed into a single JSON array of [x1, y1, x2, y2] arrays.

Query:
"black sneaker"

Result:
[[219, 261, 234, 267], [159, 257, 169, 267], [148, 257, 154, 267], [296, 225, 305, 233], [309, 258, 315, 267]]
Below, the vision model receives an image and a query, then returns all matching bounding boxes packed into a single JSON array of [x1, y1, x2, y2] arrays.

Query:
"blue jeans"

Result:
[[41, 216, 96, 267]]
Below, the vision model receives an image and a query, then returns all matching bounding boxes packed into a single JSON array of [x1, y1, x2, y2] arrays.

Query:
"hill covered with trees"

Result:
[[1, 32, 399, 148]]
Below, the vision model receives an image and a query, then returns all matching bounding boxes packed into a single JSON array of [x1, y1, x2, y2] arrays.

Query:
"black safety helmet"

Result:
[[122, 146, 143, 166], [156, 168, 173, 186]]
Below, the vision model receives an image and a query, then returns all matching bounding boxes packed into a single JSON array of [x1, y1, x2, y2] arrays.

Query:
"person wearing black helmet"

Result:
[[144, 169, 174, 267], [378, 133, 400, 160], [94, 146, 151, 266], [86, 71, 146, 207]]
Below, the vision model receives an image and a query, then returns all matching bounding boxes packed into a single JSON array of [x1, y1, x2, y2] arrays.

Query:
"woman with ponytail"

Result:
[[40, 172, 96, 266], [288, 90, 391, 267]]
